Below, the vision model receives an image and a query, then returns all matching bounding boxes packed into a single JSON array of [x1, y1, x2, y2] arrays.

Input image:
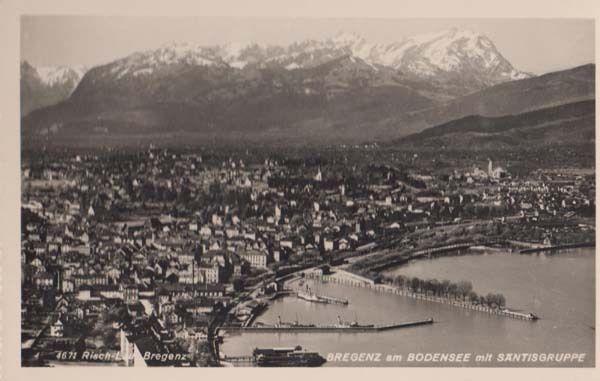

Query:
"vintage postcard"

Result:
[[1, 0, 599, 379]]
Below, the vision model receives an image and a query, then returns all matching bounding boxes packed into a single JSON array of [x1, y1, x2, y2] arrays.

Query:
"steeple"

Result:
[[314, 167, 322, 182]]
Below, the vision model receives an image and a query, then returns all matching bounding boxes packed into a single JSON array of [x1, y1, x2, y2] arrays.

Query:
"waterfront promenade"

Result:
[[303, 269, 538, 321]]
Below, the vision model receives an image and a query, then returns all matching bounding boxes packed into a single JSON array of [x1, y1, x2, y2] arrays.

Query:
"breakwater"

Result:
[[304, 271, 538, 321], [224, 318, 434, 333]]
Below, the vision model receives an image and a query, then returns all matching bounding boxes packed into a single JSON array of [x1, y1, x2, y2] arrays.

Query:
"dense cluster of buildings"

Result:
[[21, 148, 595, 366]]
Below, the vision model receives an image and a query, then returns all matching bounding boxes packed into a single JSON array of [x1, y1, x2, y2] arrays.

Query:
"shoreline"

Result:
[[219, 245, 593, 362], [303, 271, 538, 321], [517, 242, 595, 254], [357, 240, 595, 273], [327, 245, 593, 320]]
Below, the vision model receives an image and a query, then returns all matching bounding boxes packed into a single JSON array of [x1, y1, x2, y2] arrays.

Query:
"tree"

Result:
[[430, 278, 440, 296], [468, 291, 479, 303], [410, 277, 420, 292], [496, 293, 506, 308], [441, 280, 451, 296], [448, 283, 458, 299], [456, 281, 473, 300], [394, 275, 405, 288], [486, 293, 497, 308]]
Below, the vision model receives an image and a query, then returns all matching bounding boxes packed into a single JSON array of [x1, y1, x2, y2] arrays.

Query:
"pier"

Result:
[[225, 318, 434, 333], [304, 271, 539, 321]]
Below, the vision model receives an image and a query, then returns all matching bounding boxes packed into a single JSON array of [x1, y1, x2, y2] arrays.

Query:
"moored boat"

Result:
[[253, 346, 326, 367]]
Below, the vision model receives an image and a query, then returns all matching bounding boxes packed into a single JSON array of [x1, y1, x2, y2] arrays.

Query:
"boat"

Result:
[[297, 290, 321, 302], [273, 315, 316, 328], [334, 315, 375, 328], [253, 346, 326, 367], [297, 286, 349, 305], [501, 308, 539, 320]]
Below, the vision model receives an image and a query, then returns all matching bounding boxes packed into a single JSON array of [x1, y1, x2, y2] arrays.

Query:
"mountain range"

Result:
[[21, 29, 594, 148], [20, 61, 87, 116]]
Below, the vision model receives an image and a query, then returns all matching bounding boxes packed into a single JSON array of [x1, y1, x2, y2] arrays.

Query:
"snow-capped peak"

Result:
[[36, 65, 87, 87], [217, 42, 255, 69], [330, 31, 367, 46], [220, 42, 248, 60], [150, 41, 222, 66], [106, 42, 228, 79], [354, 28, 531, 84], [316, 28, 528, 83], [326, 31, 374, 61], [94, 27, 530, 88]]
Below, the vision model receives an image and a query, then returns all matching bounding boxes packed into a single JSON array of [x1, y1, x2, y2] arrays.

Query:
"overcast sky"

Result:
[[21, 16, 594, 74]]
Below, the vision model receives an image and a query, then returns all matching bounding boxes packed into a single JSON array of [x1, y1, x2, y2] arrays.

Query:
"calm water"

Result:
[[221, 248, 595, 367]]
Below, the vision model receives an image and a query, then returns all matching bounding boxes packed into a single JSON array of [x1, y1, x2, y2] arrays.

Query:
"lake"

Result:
[[220, 248, 595, 367]]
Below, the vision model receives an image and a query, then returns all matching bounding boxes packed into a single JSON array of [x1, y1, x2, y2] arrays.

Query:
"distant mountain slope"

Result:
[[21, 61, 87, 116], [20, 29, 594, 147], [21, 54, 436, 144], [22, 63, 593, 147], [397, 100, 595, 150], [299, 63, 595, 140], [420, 63, 594, 124]]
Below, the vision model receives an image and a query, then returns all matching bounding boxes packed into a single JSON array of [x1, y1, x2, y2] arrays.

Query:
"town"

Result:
[[21, 145, 595, 366]]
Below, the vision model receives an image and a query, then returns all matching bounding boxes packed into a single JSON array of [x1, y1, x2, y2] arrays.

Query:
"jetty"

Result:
[[304, 270, 539, 321], [225, 316, 434, 333]]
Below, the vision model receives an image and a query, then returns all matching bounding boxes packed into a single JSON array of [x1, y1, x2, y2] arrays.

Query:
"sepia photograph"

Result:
[[11, 9, 597, 370]]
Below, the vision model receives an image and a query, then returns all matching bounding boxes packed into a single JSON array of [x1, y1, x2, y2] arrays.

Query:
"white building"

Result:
[[239, 250, 268, 269]]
